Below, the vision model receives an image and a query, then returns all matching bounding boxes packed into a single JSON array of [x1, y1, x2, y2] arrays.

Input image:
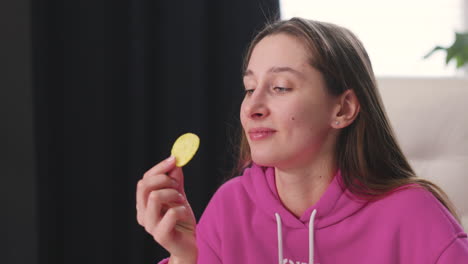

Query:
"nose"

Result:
[[242, 91, 270, 120]]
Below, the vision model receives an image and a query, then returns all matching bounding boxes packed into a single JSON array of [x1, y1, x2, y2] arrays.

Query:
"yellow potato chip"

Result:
[[171, 133, 200, 167]]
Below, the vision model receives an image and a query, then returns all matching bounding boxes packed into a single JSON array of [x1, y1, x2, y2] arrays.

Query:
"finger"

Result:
[[136, 180, 150, 226], [136, 177, 178, 227], [168, 166, 186, 196], [153, 205, 193, 244], [137, 156, 177, 227], [137, 174, 179, 210], [143, 156, 176, 179], [144, 189, 185, 233], [137, 176, 171, 226]]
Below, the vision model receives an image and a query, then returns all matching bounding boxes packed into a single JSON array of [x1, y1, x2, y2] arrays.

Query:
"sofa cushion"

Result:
[[377, 78, 468, 230]]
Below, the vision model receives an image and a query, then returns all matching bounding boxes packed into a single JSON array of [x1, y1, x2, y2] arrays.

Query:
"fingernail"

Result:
[[166, 156, 175, 164], [178, 193, 185, 202]]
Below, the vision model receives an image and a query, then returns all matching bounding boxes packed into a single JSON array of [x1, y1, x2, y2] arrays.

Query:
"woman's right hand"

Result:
[[136, 156, 198, 263]]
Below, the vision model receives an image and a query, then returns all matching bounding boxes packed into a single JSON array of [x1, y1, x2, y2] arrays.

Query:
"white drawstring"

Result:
[[309, 209, 317, 264], [275, 209, 317, 264], [275, 213, 283, 264]]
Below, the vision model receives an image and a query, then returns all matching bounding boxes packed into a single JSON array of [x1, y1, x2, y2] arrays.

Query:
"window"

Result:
[[280, 0, 466, 77]]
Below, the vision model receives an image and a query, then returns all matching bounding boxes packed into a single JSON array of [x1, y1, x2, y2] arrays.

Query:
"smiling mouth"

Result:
[[248, 129, 276, 141]]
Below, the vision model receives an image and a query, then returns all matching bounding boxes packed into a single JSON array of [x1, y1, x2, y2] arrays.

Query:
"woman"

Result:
[[136, 18, 468, 263]]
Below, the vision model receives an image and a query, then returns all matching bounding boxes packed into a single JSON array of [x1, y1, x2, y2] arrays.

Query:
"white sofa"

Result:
[[377, 77, 468, 231]]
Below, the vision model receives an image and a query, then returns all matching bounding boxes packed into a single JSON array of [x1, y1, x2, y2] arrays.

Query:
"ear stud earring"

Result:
[[335, 121, 340, 125]]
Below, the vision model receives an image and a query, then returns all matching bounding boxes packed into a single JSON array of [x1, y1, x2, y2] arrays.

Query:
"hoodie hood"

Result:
[[241, 163, 368, 230]]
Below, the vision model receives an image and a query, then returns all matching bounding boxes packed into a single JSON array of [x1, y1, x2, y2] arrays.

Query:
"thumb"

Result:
[[168, 165, 186, 195]]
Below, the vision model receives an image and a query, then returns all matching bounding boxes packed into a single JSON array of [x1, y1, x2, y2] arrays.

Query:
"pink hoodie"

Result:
[[159, 163, 468, 263]]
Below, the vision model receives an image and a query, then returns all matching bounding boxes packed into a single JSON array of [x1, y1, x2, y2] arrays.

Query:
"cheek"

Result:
[[286, 105, 311, 124], [240, 102, 248, 129], [287, 114, 307, 128], [286, 104, 328, 129]]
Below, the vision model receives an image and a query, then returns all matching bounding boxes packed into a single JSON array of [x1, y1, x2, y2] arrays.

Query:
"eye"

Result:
[[273, 87, 291, 93], [244, 89, 254, 96]]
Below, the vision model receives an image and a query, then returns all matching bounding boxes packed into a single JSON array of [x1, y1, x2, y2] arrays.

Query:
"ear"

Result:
[[331, 89, 360, 129]]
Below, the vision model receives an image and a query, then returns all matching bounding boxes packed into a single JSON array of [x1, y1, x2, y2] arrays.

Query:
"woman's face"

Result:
[[240, 33, 338, 169]]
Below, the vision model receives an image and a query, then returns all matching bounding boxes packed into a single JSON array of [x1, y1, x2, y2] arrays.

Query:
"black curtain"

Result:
[[31, 1, 279, 264]]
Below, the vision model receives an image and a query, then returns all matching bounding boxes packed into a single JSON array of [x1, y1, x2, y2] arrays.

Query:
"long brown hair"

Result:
[[233, 17, 460, 222]]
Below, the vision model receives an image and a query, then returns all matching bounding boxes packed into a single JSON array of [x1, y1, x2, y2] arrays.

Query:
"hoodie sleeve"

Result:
[[157, 258, 169, 264], [194, 189, 224, 263], [196, 233, 223, 263], [154, 227, 221, 264], [194, 178, 243, 263], [155, 237, 221, 264], [436, 233, 468, 263]]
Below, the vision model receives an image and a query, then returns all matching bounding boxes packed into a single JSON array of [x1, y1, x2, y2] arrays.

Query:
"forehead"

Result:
[[247, 33, 311, 73]]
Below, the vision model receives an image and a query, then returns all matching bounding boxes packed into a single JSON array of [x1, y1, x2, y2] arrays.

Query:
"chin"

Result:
[[250, 153, 280, 167]]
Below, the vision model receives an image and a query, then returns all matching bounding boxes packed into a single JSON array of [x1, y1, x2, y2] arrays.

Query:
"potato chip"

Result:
[[171, 133, 200, 167]]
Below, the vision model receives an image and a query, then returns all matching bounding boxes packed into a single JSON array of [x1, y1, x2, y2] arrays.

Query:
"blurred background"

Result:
[[1, 1, 467, 264]]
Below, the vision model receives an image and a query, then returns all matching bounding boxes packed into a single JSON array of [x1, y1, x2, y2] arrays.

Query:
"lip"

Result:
[[247, 127, 276, 141]]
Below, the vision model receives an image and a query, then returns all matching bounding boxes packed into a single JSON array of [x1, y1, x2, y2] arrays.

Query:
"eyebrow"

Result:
[[243, 66, 304, 79]]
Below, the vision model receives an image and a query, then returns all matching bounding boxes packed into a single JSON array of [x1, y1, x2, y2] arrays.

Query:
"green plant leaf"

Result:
[[424, 31, 468, 68], [462, 45, 468, 67], [447, 32, 468, 67], [423, 46, 445, 59], [446, 45, 457, 64]]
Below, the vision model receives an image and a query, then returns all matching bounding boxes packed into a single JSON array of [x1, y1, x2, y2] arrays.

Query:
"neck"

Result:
[[275, 154, 336, 218]]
